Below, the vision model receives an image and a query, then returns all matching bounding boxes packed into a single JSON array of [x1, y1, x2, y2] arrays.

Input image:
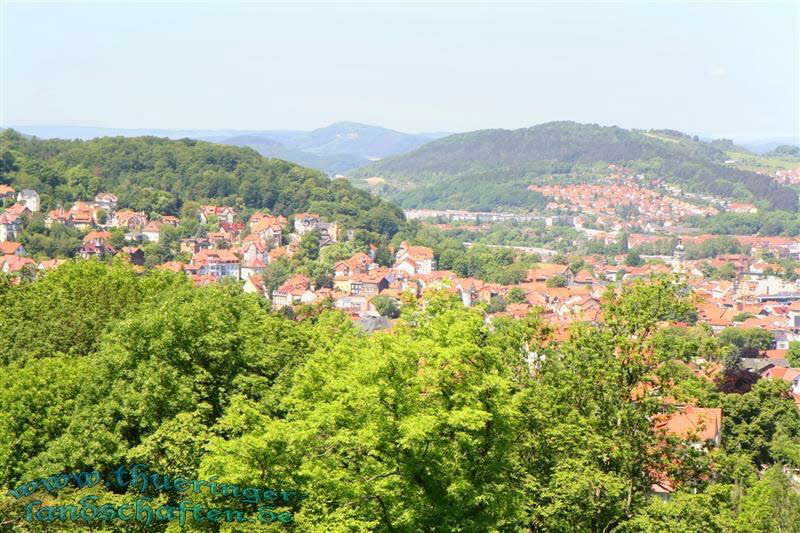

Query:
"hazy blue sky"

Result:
[[2, 1, 798, 140]]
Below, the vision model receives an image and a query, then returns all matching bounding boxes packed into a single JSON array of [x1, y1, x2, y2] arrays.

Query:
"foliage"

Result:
[[625, 251, 644, 267], [718, 327, 774, 358], [0, 265, 796, 531], [353, 121, 797, 211], [371, 295, 400, 318], [788, 341, 800, 367], [0, 129, 404, 239], [545, 274, 567, 288], [720, 379, 800, 466]]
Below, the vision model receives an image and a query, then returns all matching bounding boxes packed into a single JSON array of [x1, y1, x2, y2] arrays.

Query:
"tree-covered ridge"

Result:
[[352, 121, 797, 212], [0, 129, 404, 236], [1, 263, 800, 531]]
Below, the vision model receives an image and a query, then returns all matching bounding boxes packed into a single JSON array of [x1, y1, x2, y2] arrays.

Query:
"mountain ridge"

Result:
[[10, 122, 448, 174], [351, 121, 797, 212]]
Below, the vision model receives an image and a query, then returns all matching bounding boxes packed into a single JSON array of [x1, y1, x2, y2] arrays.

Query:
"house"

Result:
[[349, 269, 391, 297], [161, 215, 180, 227], [250, 216, 284, 248], [240, 257, 268, 280], [180, 237, 211, 255], [394, 242, 436, 275], [67, 203, 97, 230], [94, 192, 118, 211], [0, 241, 25, 256], [112, 210, 147, 230], [240, 236, 270, 279], [45, 208, 69, 228], [272, 274, 312, 309], [191, 249, 241, 279], [199, 205, 236, 225], [142, 221, 162, 243], [16, 190, 40, 212], [293, 213, 321, 236], [240, 235, 269, 264], [121, 246, 145, 266], [0, 185, 15, 200], [318, 221, 339, 245], [0, 212, 22, 242], [333, 295, 368, 314], [334, 252, 374, 277], [79, 240, 115, 260], [243, 274, 268, 298]]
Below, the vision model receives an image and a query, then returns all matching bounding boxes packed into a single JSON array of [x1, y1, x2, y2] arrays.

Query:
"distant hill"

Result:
[[352, 121, 797, 212], [12, 122, 443, 174], [739, 137, 800, 155], [0, 129, 404, 237], [214, 122, 438, 173]]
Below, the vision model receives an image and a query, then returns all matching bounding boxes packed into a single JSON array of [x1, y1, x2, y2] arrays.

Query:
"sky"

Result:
[[1, 0, 798, 142]]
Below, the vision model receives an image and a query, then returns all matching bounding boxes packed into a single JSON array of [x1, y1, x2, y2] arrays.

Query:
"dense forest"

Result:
[[352, 122, 797, 212], [0, 129, 404, 238], [1, 263, 799, 531]]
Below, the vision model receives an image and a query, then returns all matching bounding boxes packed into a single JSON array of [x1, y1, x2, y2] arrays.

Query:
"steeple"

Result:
[[673, 237, 686, 263]]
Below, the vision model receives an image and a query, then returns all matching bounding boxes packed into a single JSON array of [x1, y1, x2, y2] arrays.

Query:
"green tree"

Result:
[[625, 251, 644, 267], [718, 327, 774, 358], [298, 229, 321, 260], [372, 295, 400, 318], [486, 294, 507, 313], [721, 379, 800, 466], [733, 465, 800, 532], [507, 287, 527, 304], [787, 341, 800, 367]]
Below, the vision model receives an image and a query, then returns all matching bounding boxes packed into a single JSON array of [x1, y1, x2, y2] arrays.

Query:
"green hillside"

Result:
[[352, 121, 797, 212], [0, 129, 404, 237]]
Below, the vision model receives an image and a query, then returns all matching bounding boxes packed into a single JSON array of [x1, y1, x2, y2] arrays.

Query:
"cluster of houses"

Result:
[[529, 181, 720, 228], [3, 184, 800, 498], [0, 186, 41, 242]]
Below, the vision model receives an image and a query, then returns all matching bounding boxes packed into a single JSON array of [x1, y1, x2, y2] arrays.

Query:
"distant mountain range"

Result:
[[738, 137, 800, 155], [351, 121, 798, 212], [11, 122, 451, 174]]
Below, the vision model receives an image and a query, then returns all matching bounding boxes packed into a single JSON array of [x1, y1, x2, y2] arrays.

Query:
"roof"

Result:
[[275, 274, 311, 295], [83, 230, 111, 243], [5, 203, 29, 216], [246, 274, 266, 293], [0, 255, 36, 272], [38, 259, 66, 270], [655, 406, 722, 442], [157, 261, 185, 272], [0, 241, 22, 254], [763, 367, 800, 383], [191, 249, 239, 264], [526, 264, 569, 280], [143, 221, 162, 232], [399, 243, 434, 260]]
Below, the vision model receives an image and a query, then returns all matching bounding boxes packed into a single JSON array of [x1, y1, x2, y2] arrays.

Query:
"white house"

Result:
[[16, 190, 40, 212]]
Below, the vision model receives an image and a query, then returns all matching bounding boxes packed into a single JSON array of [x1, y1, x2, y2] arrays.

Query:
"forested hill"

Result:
[[352, 121, 797, 212], [0, 129, 404, 237]]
